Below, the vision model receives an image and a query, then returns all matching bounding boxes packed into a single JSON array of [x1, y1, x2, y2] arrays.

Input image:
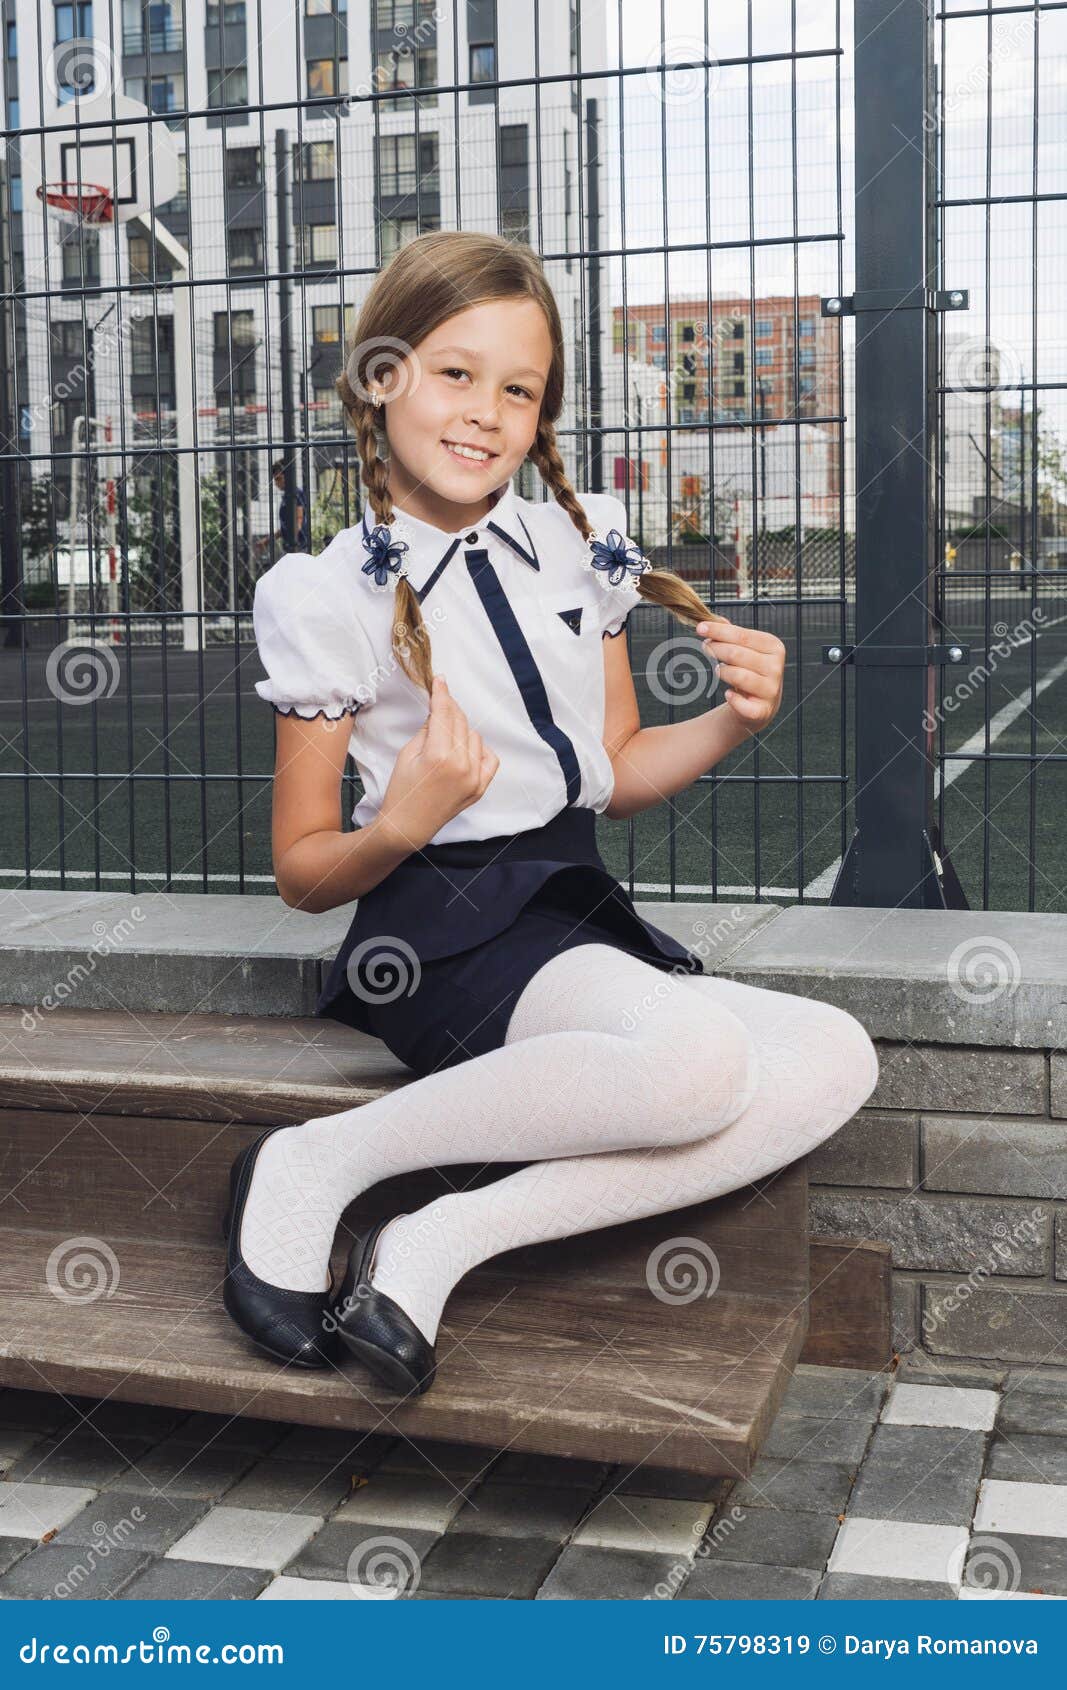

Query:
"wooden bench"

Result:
[[0, 1006, 890, 1479]]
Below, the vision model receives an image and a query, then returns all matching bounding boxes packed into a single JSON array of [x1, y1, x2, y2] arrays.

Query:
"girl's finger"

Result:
[[715, 661, 776, 697]]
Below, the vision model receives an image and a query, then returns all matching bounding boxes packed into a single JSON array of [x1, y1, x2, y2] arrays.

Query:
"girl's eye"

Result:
[[441, 368, 533, 400]]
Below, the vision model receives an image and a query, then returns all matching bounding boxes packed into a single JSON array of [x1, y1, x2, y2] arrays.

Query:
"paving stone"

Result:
[[269, 1426, 395, 1467], [51, 1489, 210, 1555], [486, 1451, 610, 1490], [0, 1390, 81, 1434], [166, 1412, 288, 1454], [573, 1493, 713, 1556], [0, 1482, 96, 1540], [895, 1352, 1006, 1391], [282, 1520, 440, 1589], [537, 1545, 682, 1600], [818, 1571, 955, 1600], [221, 1458, 354, 1516], [700, 1507, 840, 1572], [730, 1458, 855, 1515], [0, 1430, 46, 1464], [609, 1466, 731, 1503], [116, 1559, 273, 1600], [101, 1438, 261, 1499], [882, 1382, 998, 1430], [4, 1432, 158, 1491], [827, 1516, 966, 1586], [975, 1478, 1067, 1538], [451, 1483, 591, 1541], [0, 1538, 35, 1577], [420, 1531, 561, 1598], [1004, 1366, 1067, 1398], [999, 1388, 1067, 1437], [761, 1414, 874, 1465], [986, 1434, 1067, 1486], [333, 1472, 473, 1534], [678, 1560, 820, 1600], [259, 1575, 392, 1600], [848, 1425, 986, 1525], [0, 1544, 152, 1599], [164, 1505, 322, 1571], [962, 1532, 1067, 1598], [777, 1368, 890, 1421]]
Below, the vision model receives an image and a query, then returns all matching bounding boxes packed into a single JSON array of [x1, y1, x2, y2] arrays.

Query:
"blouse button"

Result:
[[465, 531, 479, 544]]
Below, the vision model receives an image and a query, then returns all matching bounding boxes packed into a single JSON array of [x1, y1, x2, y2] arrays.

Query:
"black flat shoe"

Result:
[[331, 1214, 437, 1396], [221, 1125, 341, 1370]]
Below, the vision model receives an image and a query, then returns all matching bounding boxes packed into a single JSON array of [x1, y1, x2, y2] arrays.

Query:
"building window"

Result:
[[226, 226, 264, 273], [500, 125, 526, 169], [312, 304, 343, 343], [379, 132, 437, 195], [732, 379, 745, 397], [214, 309, 256, 349], [755, 318, 773, 338], [680, 324, 695, 343], [651, 322, 665, 344], [208, 66, 248, 112], [470, 41, 495, 86], [6, 19, 17, 54], [306, 0, 346, 11], [214, 309, 256, 399], [225, 146, 261, 188], [756, 347, 773, 366], [799, 346, 815, 366], [380, 213, 436, 264], [55, 1, 96, 100], [799, 318, 816, 337], [500, 207, 529, 244], [60, 229, 100, 285], [51, 319, 85, 357], [128, 228, 174, 281], [299, 222, 338, 267], [294, 140, 335, 183], [124, 72, 185, 129], [308, 57, 347, 98], [733, 351, 744, 372], [682, 381, 696, 401], [205, 2, 246, 23]]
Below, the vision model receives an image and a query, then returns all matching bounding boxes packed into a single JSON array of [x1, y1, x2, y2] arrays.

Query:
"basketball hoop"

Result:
[[36, 181, 115, 225]]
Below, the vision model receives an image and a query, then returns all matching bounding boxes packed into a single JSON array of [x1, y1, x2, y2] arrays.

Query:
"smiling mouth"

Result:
[[442, 440, 499, 463]]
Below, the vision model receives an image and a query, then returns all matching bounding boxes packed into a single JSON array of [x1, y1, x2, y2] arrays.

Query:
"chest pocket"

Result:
[[539, 588, 600, 646]]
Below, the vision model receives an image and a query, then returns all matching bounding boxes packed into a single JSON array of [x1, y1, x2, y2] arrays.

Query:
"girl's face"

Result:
[[374, 297, 554, 532]]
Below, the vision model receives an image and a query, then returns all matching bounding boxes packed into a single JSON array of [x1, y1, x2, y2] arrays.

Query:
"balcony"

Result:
[[123, 26, 184, 54]]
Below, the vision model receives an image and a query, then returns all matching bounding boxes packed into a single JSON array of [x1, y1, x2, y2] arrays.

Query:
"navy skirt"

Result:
[[315, 804, 705, 1078]]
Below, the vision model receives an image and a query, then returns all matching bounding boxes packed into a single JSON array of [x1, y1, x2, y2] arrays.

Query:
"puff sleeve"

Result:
[[593, 494, 650, 639], [252, 550, 378, 719]]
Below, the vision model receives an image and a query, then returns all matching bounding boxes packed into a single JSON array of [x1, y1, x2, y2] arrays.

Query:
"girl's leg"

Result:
[[238, 944, 761, 1291], [368, 963, 879, 1345]]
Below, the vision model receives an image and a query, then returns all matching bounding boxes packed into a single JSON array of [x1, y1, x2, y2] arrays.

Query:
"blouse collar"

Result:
[[358, 477, 541, 599]]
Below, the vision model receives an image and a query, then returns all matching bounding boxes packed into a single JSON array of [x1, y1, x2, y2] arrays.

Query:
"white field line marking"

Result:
[[803, 621, 1067, 900]]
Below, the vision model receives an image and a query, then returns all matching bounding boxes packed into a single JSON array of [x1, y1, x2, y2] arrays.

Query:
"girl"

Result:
[[224, 230, 878, 1396]]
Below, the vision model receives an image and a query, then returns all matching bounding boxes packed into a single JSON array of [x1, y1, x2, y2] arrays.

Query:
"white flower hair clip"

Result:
[[586, 526, 654, 593]]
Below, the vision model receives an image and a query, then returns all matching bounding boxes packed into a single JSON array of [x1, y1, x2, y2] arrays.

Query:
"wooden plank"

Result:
[[800, 1236, 893, 1370], [0, 1225, 806, 1477]]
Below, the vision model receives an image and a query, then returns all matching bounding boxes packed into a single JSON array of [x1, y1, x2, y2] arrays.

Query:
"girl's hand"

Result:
[[695, 618, 786, 732], [380, 675, 500, 851]]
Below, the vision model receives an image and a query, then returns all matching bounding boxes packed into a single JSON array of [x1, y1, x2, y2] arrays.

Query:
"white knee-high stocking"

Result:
[[368, 962, 880, 1346], [236, 945, 760, 1291]]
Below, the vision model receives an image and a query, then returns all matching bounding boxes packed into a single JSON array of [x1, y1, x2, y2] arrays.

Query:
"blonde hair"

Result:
[[336, 229, 727, 695]]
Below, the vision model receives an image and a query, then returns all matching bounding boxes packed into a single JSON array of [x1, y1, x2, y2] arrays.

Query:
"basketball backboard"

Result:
[[20, 92, 181, 223]]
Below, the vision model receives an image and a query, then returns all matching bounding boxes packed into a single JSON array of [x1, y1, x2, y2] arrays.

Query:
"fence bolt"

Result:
[[825, 297, 843, 314], [949, 290, 964, 307], [948, 645, 964, 662], [827, 645, 844, 662]]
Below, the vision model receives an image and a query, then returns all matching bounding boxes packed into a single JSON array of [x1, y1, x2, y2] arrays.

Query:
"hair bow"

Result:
[[588, 527, 652, 589], [360, 522, 410, 590]]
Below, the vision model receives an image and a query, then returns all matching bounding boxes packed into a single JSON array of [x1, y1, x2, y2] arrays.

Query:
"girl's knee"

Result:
[[641, 995, 759, 1142], [812, 1001, 879, 1110]]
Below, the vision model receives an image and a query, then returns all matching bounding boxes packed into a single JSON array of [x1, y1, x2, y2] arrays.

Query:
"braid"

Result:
[[529, 418, 730, 633], [336, 369, 435, 698]]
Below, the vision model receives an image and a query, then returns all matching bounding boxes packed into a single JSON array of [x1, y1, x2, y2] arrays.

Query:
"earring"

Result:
[[371, 391, 383, 409], [586, 526, 653, 593]]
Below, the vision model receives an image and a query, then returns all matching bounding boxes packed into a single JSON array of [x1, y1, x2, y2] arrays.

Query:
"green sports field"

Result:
[[3, 583, 1065, 913]]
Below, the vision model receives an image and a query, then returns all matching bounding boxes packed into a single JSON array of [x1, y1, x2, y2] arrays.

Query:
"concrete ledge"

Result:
[[1, 893, 1066, 1047]]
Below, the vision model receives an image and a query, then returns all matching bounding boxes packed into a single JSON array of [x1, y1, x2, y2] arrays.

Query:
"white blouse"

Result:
[[252, 477, 649, 842]]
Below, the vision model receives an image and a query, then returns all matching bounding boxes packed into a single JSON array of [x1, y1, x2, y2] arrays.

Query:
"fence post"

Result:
[[828, 0, 968, 908]]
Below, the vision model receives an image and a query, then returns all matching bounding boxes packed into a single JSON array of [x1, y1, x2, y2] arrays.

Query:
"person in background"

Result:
[[272, 460, 309, 553]]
